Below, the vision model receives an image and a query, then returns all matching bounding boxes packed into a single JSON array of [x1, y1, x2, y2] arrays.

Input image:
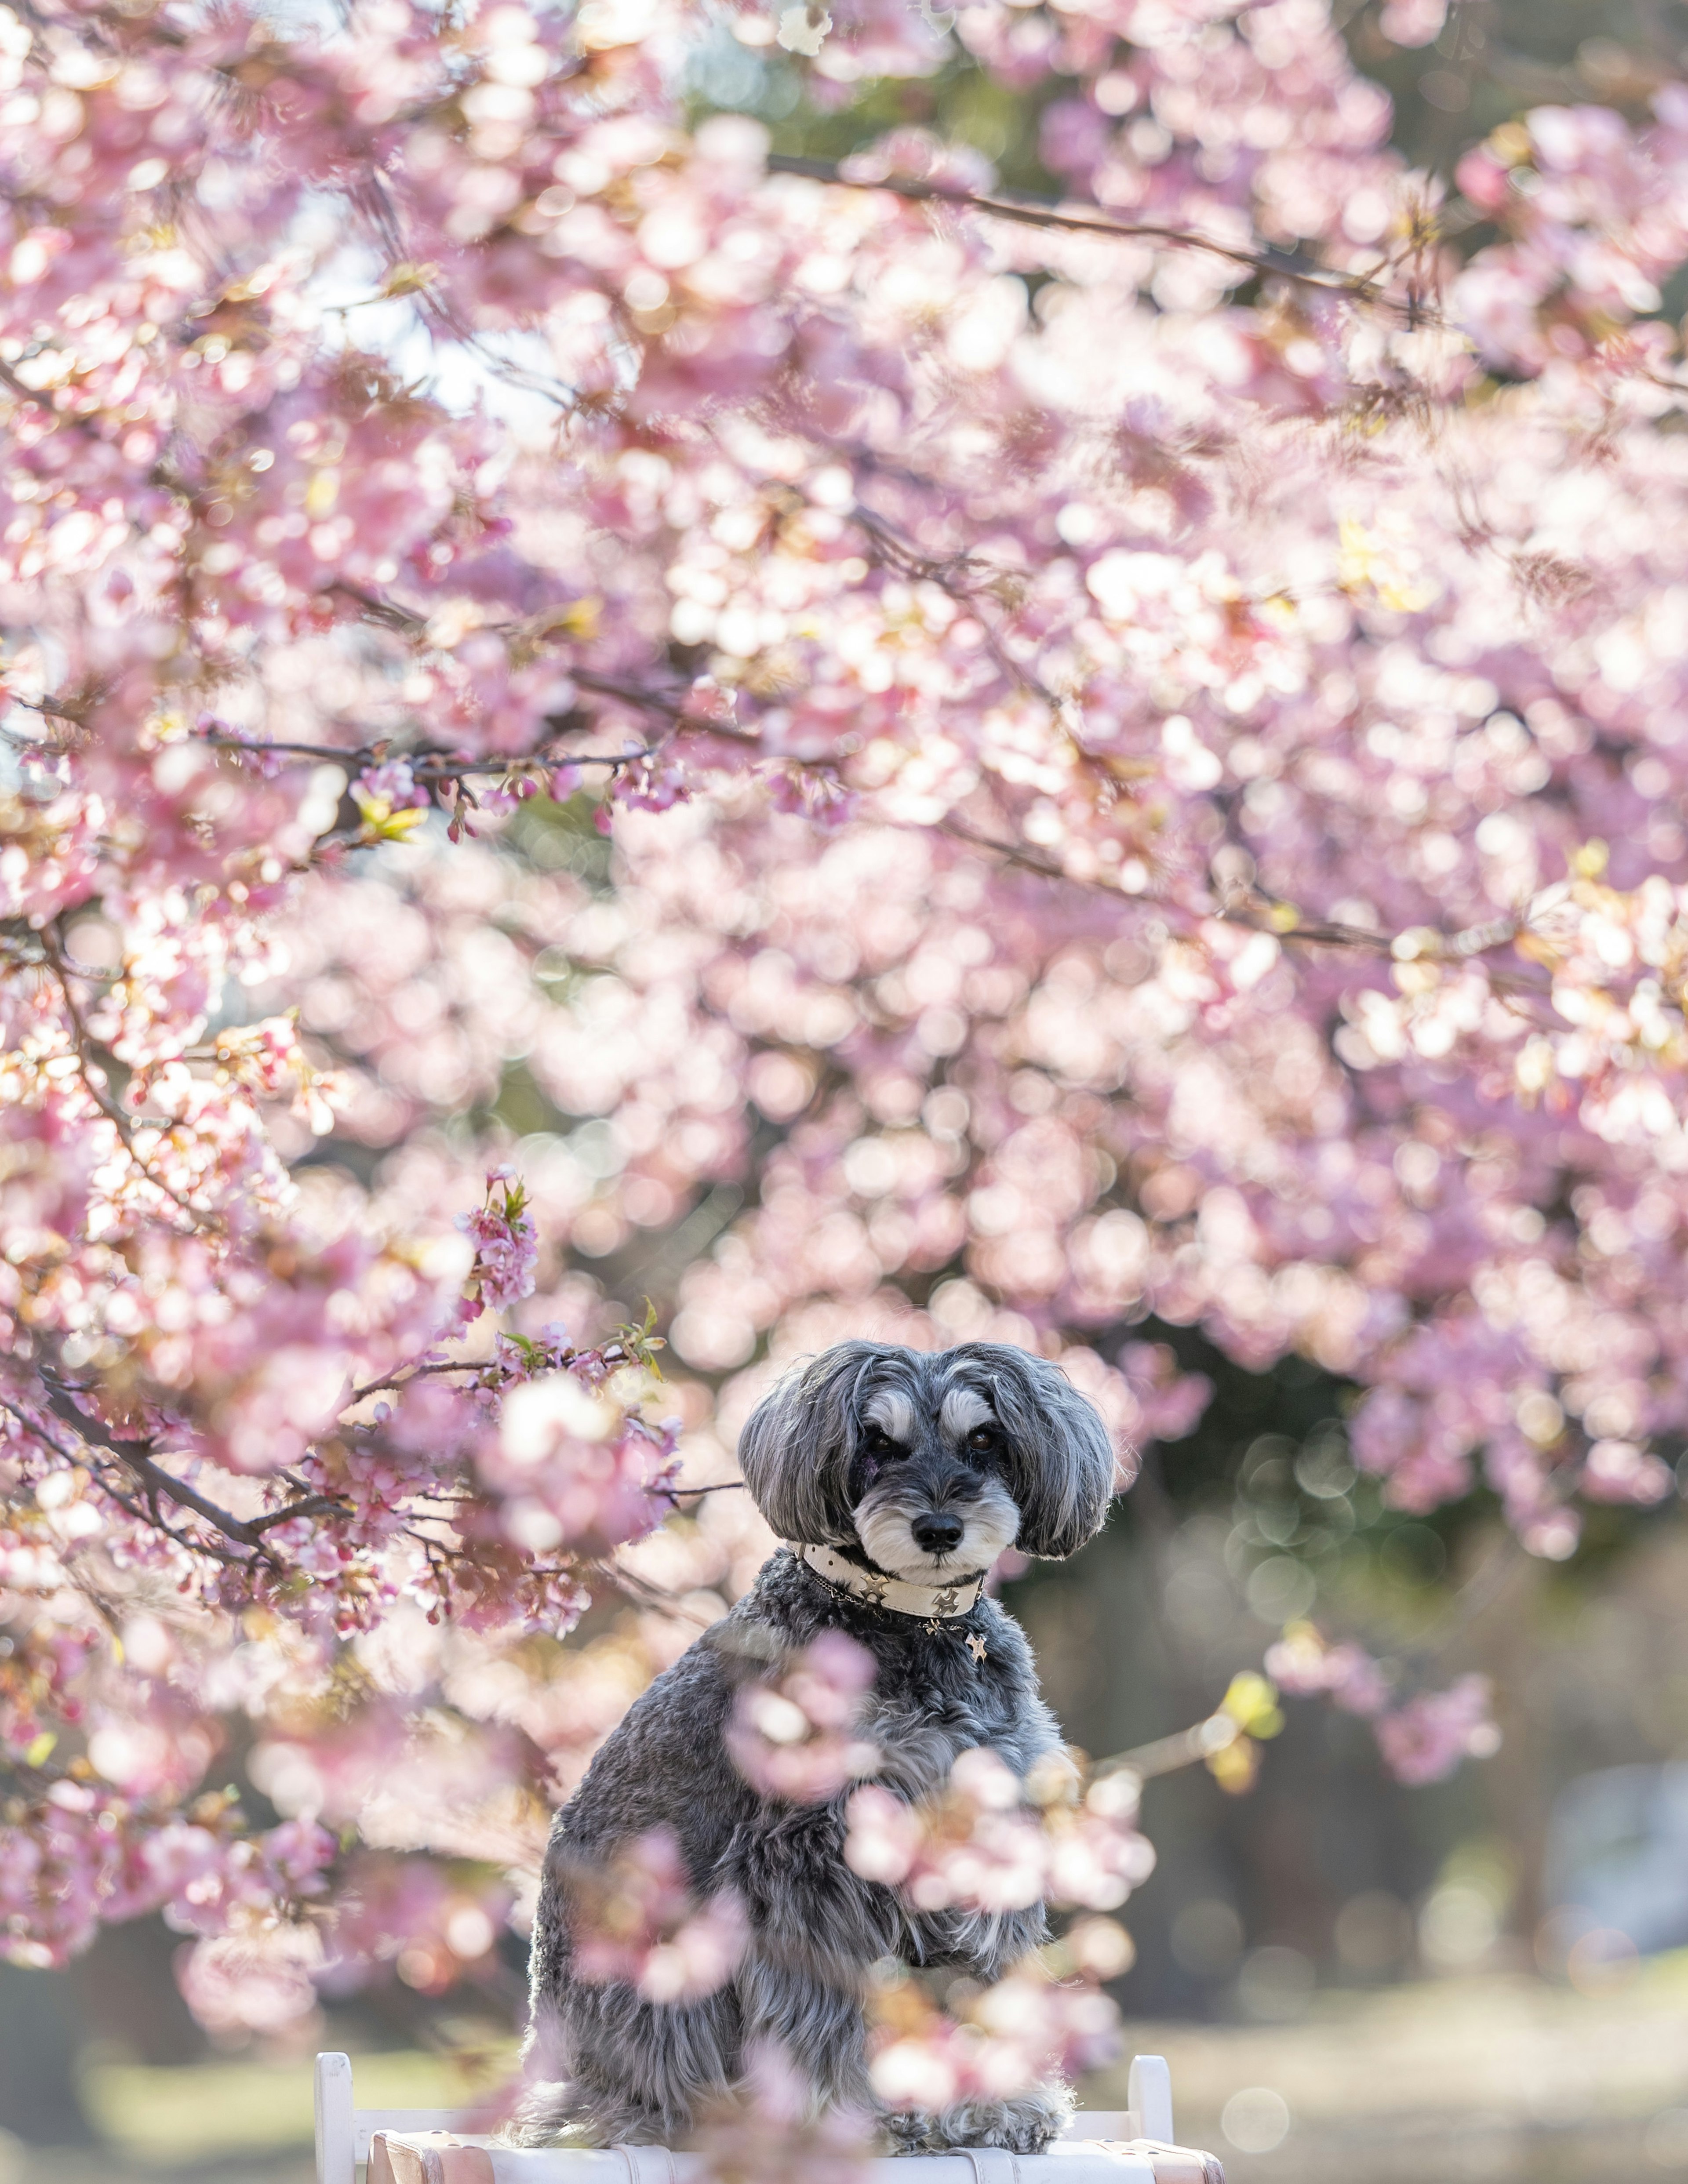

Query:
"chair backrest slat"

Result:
[[1128, 2056, 1175, 2145], [316, 2052, 356, 2184]]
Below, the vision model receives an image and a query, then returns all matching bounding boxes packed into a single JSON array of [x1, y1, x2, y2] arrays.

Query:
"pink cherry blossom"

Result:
[[459, 1168, 542, 1316], [566, 1828, 749, 2002], [1266, 1625, 1391, 1719], [1373, 1675, 1503, 1787], [845, 1745, 1155, 1918], [727, 1631, 882, 1802], [4, 0, 1682, 2075]]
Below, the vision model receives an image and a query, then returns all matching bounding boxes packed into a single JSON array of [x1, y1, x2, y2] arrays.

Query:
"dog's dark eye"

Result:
[[865, 1427, 900, 1455], [966, 1427, 996, 1454]]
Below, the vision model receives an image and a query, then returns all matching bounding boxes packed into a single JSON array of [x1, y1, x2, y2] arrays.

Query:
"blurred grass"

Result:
[[47, 1962, 1688, 2179], [6, 2153, 312, 2184], [1095, 1955, 1688, 2182], [78, 2045, 512, 2166]]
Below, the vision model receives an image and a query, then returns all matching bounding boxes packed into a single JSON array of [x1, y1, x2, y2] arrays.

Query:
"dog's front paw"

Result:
[[502, 2083, 589, 2148], [935, 2086, 1075, 2154], [880, 2107, 942, 2155]]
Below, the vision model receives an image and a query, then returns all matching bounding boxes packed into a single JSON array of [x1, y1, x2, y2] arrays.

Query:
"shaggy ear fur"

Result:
[[736, 1342, 880, 1544], [957, 1344, 1117, 1559]]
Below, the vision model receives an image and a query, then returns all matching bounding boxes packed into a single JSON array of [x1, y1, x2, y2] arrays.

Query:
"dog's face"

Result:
[[738, 1341, 1118, 1576], [848, 1366, 1023, 1581]]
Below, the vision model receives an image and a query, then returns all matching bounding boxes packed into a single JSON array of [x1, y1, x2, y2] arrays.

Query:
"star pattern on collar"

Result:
[[793, 1544, 988, 1622]]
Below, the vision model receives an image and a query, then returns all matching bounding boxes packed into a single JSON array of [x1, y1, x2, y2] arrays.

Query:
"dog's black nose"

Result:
[[912, 1513, 964, 1554]]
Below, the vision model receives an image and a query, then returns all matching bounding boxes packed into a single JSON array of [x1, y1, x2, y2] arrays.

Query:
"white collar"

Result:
[[793, 1542, 988, 1620]]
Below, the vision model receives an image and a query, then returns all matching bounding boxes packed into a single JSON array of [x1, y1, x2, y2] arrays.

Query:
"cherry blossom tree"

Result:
[[3, 0, 1687, 2113]]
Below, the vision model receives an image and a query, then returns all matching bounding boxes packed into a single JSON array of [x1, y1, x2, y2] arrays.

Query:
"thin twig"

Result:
[[571, 669, 688, 720], [8, 691, 91, 725], [200, 731, 644, 775], [0, 1395, 81, 1468], [585, 1557, 725, 1623], [349, 1353, 565, 1402], [1092, 1711, 1241, 1783], [245, 1494, 351, 1533], [936, 817, 1544, 973], [765, 155, 1388, 302], [37, 930, 208, 1231]]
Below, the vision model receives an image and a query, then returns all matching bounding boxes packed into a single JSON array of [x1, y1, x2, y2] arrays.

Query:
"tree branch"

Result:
[[37, 930, 209, 1232], [29, 1374, 345, 1557], [765, 155, 1390, 302], [245, 1494, 351, 1533], [37, 1378, 267, 1546], [200, 731, 644, 775], [936, 816, 1540, 974]]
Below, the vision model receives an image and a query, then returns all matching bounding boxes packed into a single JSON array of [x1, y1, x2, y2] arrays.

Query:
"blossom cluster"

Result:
[[846, 1746, 1155, 1917], [564, 1828, 749, 2002], [5, 0, 1682, 2057], [867, 1959, 1124, 2120], [1266, 1621, 1499, 1785], [844, 1745, 1152, 2116], [726, 1629, 882, 1802]]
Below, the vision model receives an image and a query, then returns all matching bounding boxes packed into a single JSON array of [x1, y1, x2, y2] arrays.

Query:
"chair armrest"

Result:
[[370, 2134, 496, 2183], [367, 2135, 1214, 2184]]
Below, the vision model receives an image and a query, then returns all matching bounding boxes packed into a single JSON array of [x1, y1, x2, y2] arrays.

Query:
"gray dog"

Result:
[[512, 1339, 1116, 2153]]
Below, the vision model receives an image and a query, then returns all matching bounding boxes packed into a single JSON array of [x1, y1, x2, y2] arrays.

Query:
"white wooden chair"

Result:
[[316, 2051, 1206, 2184]]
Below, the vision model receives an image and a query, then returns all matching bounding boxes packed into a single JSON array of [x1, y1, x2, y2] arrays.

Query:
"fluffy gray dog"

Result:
[[512, 1339, 1115, 2154]]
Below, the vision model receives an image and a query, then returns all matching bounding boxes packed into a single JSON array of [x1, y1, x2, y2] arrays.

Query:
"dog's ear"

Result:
[[736, 1342, 878, 1544], [960, 1345, 1117, 1559]]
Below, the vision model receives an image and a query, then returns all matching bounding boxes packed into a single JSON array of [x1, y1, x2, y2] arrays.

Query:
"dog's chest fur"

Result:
[[734, 1551, 1062, 1799]]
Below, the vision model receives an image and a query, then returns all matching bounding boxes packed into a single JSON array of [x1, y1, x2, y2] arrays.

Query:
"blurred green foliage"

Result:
[[687, 0, 1688, 209]]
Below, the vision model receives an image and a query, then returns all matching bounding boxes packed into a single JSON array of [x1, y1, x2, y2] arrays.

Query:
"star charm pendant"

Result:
[[924, 1617, 942, 1636], [966, 1634, 988, 1664]]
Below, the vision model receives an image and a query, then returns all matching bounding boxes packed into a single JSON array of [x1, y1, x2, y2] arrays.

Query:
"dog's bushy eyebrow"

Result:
[[945, 1344, 1117, 1557], [864, 1388, 915, 1441], [940, 1386, 994, 1439]]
